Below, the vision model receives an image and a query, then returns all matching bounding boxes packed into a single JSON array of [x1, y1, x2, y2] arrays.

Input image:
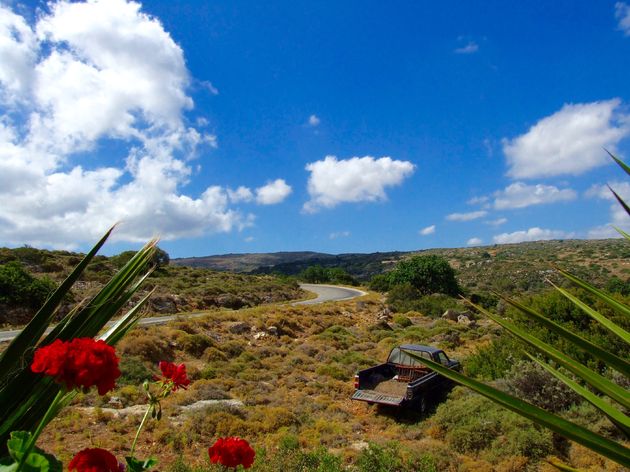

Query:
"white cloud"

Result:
[[244, 236, 254, 242], [308, 114, 320, 126], [616, 2, 630, 35], [503, 99, 630, 179], [419, 225, 436, 236], [255, 179, 292, 205], [493, 182, 577, 209], [329, 231, 350, 239], [454, 41, 479, 54], [586, 181, 630, 238], [228, 186, 254, 203], [0, 0, 252, 248], [493, 227, 574, 244], [467, 237, 483, 246], [485, 217, 508, 227], [467, 195, 489, 206], [446, 210, 487, 222], [303, 155, 415, 212]]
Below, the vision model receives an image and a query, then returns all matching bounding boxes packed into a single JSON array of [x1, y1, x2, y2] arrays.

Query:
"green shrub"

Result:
[[354, 442, 403, 472], [464, 334, 526, 380], [386, 255, 459, 296], [180, 334, 216, 357], [118, 356, 153, 385], [392, 314, 412, 327], [504, 361, 581, 412], [0, 260, 57, 309]]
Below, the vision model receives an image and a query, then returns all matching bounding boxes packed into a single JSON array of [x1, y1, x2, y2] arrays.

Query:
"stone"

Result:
[[226, 321, 251, 334]]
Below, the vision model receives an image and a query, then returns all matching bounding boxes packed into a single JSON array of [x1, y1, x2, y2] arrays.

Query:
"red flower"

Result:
[[158, 361, 190, 390], [31, 338, 120, 395], [208, 437, 255, 469], [68, 448, 120, 472]]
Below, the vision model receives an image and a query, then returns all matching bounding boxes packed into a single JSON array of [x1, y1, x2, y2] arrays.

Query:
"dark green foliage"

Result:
[[606, 276, 630, 296], [368, 274, 390, 292], [298, 265, 357, 285], [0, 261, 56, 309], [432, 388, 553, 459], [464, 334, 526, 380], [354, 442, 403, 472], [119, 356, 154, 385], [504, 361, 581, 413], [152, 247, 170, 268], [386, 255, 459, 296], [386, 285, 458, 317], [180, 334, 216, 357]]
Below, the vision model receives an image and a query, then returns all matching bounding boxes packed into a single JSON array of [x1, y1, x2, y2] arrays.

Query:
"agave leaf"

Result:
[[525, 353, 630, 437], [614, 226, 630, 241], [546, 457, 583, 472], [606, 150, 630, 177], [549, 281, 630, 344], [100, 289, 154, 345], [608, 186, 630, 219], [402, 350, 630, 468], [0, 232, 156, 451], [467, 300, 630, 410], [553, 267, 630, 319], [0, 226, 116, 383], [497, 294, 630, 377]]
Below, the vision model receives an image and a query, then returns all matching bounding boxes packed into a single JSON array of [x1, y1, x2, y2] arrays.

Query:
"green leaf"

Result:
[[468, 300, 630, 409], [403, 350, 630, 468], [555, 266, 630, 319], [549, 281, 630, 344], [4, 432, 61, 472], [125, 456, 157, 472], [609, 185, 630, 219], [525, 353, 630, 436], [498, 294, 630, 377], [614, 226, 630, 241], [607, 150, 630, 177]]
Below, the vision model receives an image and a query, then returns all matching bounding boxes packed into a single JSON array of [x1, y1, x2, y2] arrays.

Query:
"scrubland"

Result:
[[33, 291, 627, 471]]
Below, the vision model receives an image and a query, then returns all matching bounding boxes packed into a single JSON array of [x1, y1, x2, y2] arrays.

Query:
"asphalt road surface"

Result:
[[0, 283, 366, 342], [293, 283, 366, 305]]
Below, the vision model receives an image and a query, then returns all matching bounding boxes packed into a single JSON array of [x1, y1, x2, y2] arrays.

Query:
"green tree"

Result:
[[0, 261, 56, 309], [387, 255, 459, 296], [299, 265, 329, 283]]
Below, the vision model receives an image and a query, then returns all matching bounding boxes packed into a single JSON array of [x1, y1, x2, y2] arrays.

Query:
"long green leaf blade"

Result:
[[468, 301, 630, 409], [550, 281, 630, 344], [609, 186, 630, 218], [607, 150, 630, 177], [499, 295, 630, 377], [525, 353, 630, 436], [403, 351, 630, 467], [554, 267, 630, 319], [0, 226, 115, 380]]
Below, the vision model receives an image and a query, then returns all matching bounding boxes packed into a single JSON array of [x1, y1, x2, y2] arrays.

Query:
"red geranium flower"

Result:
[[31, 338, 120, 395], [208, 437, 255, 469], [158, 361, 190, 391], [68, 448, 120, 472]]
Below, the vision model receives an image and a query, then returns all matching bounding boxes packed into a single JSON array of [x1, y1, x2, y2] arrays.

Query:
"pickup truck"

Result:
[[351, 344, 460, 411]]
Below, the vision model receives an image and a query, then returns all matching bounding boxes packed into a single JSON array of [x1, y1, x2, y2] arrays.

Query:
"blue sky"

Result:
[[1, 1, 630, 258]]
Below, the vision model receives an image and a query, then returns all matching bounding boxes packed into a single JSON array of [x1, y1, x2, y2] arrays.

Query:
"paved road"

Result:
[[0, 283, 366, 342], [293, 283, 366, 305]]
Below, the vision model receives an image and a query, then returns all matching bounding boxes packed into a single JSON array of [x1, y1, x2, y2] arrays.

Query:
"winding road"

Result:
[[0, 283, 366, 342]]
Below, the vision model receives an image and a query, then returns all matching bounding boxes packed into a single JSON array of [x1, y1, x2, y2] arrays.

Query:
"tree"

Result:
[[387, 255, 459, 296]]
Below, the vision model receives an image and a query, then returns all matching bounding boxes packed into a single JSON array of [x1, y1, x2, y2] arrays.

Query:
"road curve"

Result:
[[0, 284, 367, 342], [294, 283, 366, 305]]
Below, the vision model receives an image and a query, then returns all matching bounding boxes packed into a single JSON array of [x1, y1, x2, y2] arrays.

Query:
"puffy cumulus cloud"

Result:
[[308, 114, 320, 126], [255, 179, 292, 205], [227, 186, 254, 203], [0, 0, 252, 248], [586, 181, 630, 238], [467, 237, 483, 246], [493, 227, 574, 244], [493, 182, 577, 209], [616, 2, 630, 35], [446, 210, 487, 222], [503, 100, 630, 179], [303, 155, 415, 213], [419, 225, 436, 236]]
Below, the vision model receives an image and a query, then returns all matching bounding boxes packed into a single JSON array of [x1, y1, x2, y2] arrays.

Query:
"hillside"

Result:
[[174, 239, 630, 294], [0, 247, 305, 326]]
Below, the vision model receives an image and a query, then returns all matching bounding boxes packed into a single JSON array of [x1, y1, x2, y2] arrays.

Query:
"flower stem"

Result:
[[130, 404, 153, 457], [16, 388, 65, 472]]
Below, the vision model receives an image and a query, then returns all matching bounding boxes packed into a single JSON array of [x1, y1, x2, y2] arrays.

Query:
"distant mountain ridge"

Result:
[[171, 239, 630, 294]]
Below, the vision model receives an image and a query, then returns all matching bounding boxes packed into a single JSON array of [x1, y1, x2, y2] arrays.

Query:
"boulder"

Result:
[[226, 321, 251, 334]]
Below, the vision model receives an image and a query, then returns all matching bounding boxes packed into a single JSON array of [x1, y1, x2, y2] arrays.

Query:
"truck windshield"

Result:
[[387, 348, 431, 366], [436, 352, 450, 366]]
